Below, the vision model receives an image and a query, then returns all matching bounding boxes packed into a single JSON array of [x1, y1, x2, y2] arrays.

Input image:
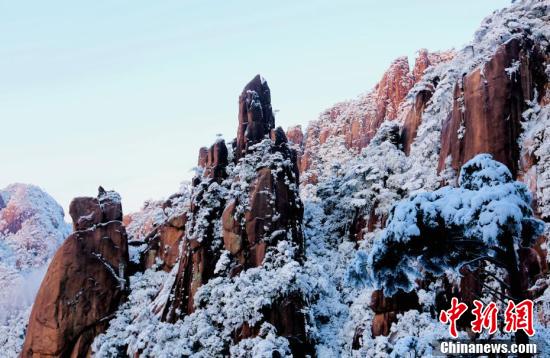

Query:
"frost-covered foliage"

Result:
[[94, 136, 309, 356], [229, 323, 291, 358], [126, 182, 192, 243], [300, 198, 362, 355], [293, 2, 550, 355], [520, 100, 550, 220], [347, 154, 544, 296], [126, 183, 192, 263], [0, 184, 70, 356], [0, 183, 69, 270], [0, 307, 31, 358], [398, 0, 550, 193], [93, 241, 312, 357], [87, 2, 550, 357], [313, 123, 409, 240], [125, 200, 166, 242], [355, 310, 452, 358]]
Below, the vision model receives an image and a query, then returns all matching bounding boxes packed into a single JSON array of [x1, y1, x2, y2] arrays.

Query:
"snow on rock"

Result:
[[299, 1, 550, 354], [21, 188, 129, 357], [0, 184, 70, 357], [299, 50, 454, 185], [15, 1, 550, 356], [0, 183, 69, 270], [94, 75, 312, 356], [347, 154, 544, 296]]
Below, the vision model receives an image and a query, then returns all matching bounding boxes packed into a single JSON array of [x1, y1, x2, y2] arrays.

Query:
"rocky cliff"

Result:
[[8, 1, 550, 357], [299, 49, 454, 183], [0, 184, 70, 357], [300, 1, 550, 354], [21, 188, 129, 357], [90, 75, 311, 357]]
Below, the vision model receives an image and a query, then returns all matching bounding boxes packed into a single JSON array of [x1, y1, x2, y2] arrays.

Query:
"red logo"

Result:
[[504, 299, 535, 336], [439, 298, 535, 337], [439, 297, 468, 338], [471, 300, 498, 334]]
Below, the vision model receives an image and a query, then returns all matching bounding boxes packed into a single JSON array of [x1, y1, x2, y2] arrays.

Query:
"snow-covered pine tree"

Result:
[[347, 154, 545, 347]]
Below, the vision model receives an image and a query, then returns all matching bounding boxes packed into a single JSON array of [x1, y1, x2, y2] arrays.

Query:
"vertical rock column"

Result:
[[21, 188, 129, 358], [162, 140, 229, 322], [162, 75, 310, 354]]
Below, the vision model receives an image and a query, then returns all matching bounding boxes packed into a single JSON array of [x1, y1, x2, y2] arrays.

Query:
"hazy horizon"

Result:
[[0, 0, 510, 216]]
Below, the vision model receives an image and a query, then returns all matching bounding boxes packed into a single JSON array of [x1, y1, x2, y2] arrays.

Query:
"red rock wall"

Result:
[[21, 188, 129, 357], [438, 38, 547, 177], [161, 76, 310, 355], [300, 50, 454, 182], [162, 140, 229, 321]]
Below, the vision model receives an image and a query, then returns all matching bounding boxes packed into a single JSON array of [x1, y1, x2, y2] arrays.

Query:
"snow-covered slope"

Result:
[[300, 0, 550, 355], [91, 1, 550, 356], [0, 184, 70, 356], [299, 50, 454, 185], [9, 1, 550, 357]]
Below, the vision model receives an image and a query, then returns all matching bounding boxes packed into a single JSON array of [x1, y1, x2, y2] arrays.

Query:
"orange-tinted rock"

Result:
[[286, 125, 304, 147], [197, 146, 209, 168], [162, 142, 229, 322], [236, 75, 275, 159], [223, 162, 303, 269], [162, 76, 309, 355], [319, 128, 331, 145], [369, 290, 419, 337], [519, 247, 543, 291], [371, 312, 396, 337], [300, 51, 454, 178], [203, 140, 228, 180], [438, 38, 547, 176], [401, 86, 434, 155], [69, 196, 101, 231], [412, 49, 454, 82], [22, 188, 129, 358], [142, 213, 187, 272], [222, 200, 242, 256], [98, 187, 123, 223]]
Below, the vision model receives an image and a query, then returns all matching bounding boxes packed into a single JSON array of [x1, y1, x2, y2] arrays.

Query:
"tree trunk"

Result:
[[502, 230, 530, 357]]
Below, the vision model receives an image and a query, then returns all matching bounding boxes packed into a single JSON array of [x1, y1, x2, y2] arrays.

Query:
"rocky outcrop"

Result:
[[300, 50, 454, 183], [0, 185, 69, 269], [400, 85, 435, 155], [222, 134, 303, 270], [235, 75, 276, 160], [21, 188, 129, 358], [0, 184, 70, 357], [161, 75, 310, 355], [162, 140, 229, 321], [286, 125, 304, 147], [141, 212, 187, 272], [286, 125, 304, 173], [438, 38, 547, 177], [370, 290, 420, 337], [435, 38, 549, 307]]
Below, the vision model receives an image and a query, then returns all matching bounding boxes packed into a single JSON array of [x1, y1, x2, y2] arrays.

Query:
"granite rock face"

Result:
[[300, 50, 454, 183], [162, 140, 229, 321], [438, 38, 547, 177], [160, 75, 310, 355], [235, 75, 276, 160], [21, 188, 129, 358]]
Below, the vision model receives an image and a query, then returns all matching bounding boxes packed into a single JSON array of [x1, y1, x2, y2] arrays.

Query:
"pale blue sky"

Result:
[[0, 0, 510, 215]]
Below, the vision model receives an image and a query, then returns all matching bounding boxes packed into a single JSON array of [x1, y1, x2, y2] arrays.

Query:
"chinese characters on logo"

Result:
[[439, 298, 535, 338]]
